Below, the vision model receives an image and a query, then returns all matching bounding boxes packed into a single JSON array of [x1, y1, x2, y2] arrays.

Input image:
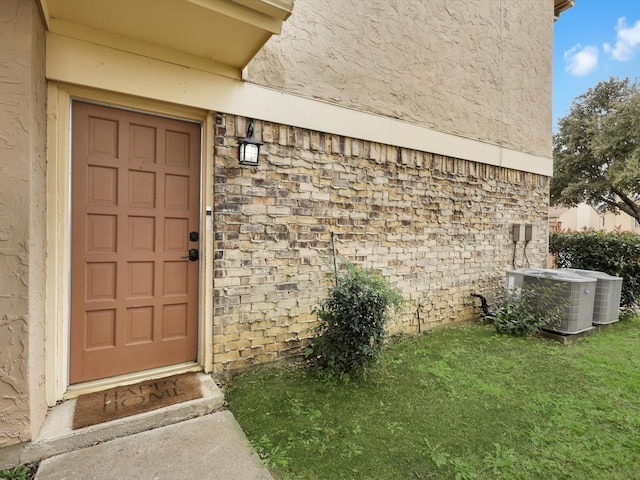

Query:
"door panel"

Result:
[[70, 102, 201, 384]]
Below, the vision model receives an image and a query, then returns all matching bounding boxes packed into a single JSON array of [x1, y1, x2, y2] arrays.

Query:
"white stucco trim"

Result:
[[45, 84, 72, 405], [46, 33, 553, 177], [45, 82, 214, 404], [201, 112, 216, 374]]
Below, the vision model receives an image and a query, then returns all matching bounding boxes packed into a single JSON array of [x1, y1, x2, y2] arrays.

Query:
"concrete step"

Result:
[[33, 411, 272, 480], [539, 322, 616, 344], [1, 373, 224, 468]]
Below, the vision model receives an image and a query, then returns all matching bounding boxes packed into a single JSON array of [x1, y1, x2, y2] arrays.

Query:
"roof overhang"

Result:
[[38, 0, 294, 74], [554, 0, 575, 21]]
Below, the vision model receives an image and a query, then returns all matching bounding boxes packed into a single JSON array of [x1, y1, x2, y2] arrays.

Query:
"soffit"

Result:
[[39, 0, 294, 71], [554, 0, 575, 20]]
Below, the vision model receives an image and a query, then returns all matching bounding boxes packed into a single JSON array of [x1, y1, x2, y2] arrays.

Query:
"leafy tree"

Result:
[[551, 77, 640, 221]]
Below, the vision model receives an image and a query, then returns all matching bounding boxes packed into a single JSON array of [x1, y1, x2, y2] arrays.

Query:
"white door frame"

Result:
[[45, 83, 215, 404]]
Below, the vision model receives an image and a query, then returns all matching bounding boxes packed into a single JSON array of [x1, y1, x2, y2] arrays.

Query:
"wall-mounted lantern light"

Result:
[[238, 119, 263, 166]]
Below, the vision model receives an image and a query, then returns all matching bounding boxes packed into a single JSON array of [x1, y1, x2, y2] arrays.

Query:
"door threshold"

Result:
[[25, 372, 224, 466], [64, 362, 201, 400]]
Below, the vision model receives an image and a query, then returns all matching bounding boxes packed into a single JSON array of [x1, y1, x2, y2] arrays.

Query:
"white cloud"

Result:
[[564, 44, 599, 76], [603, 17, 640, 61]]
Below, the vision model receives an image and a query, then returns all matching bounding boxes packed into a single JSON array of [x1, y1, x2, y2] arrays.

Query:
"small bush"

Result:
[[493, 280, 565, 336], [0, 464, 32, 480], [549, 230, 640, 307], [307, 263, 404, 379]]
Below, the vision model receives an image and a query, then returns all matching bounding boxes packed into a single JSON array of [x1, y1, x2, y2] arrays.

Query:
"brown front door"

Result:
[[70, 101, 201, 384]]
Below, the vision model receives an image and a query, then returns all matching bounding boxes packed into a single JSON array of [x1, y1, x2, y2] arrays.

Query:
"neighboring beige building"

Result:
[[550, 204, 640, 233], [0, 0, 574, 460]]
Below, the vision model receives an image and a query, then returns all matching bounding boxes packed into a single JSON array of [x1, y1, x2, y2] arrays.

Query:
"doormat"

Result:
[[72, 372, 203, 430]]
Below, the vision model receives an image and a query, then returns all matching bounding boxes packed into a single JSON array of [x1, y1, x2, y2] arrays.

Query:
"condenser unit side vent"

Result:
[[559, 269, 623, 324], [521, 272, 596, 335]]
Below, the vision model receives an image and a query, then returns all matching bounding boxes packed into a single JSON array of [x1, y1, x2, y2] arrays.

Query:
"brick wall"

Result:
[[212, 114, 550, 372]]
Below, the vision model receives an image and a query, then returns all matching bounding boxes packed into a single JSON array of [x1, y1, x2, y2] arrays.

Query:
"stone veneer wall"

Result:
[[212, 115, 550, 372]]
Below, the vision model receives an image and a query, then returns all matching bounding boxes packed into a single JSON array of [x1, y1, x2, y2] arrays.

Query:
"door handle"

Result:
[[182, 249, 199, 261]]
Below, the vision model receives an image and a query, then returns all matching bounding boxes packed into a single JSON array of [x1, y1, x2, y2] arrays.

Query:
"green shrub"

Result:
[[307, 263, 404, 379], [549, 230, 640, 307], [0, 464, 31, 480], [493, 280, 565, 336]]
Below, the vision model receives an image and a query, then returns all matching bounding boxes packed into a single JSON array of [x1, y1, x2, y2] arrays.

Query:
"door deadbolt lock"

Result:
[[189, 231, 199, 242], [182, 249, 199, 261]]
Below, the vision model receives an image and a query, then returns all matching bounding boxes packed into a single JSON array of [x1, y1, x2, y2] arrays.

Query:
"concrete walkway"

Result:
[[34, 411, 272, 480], [1, 374, 272, 480]]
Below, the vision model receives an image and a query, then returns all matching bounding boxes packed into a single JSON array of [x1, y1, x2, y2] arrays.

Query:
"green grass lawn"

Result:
[[225, 318, 640, 480]]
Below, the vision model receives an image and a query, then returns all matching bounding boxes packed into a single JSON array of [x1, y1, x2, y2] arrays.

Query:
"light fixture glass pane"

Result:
[[244, 144, 259, 164]]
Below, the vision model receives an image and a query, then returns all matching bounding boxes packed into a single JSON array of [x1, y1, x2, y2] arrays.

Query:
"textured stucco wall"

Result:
[[245, 0, 553, 158], [0, 0, 47, 447]]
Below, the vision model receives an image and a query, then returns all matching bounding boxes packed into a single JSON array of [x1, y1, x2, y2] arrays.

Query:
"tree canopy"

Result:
[[551, 77, 640, 222]]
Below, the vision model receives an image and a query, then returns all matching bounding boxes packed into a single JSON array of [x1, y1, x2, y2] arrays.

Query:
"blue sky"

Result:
[[553, 0, 640, 131]]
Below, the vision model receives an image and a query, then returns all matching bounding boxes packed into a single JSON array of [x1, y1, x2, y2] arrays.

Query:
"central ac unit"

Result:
[[559, 269, 623, 324], [521, 270, 596, 334], [505, 268, 549, 293]]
